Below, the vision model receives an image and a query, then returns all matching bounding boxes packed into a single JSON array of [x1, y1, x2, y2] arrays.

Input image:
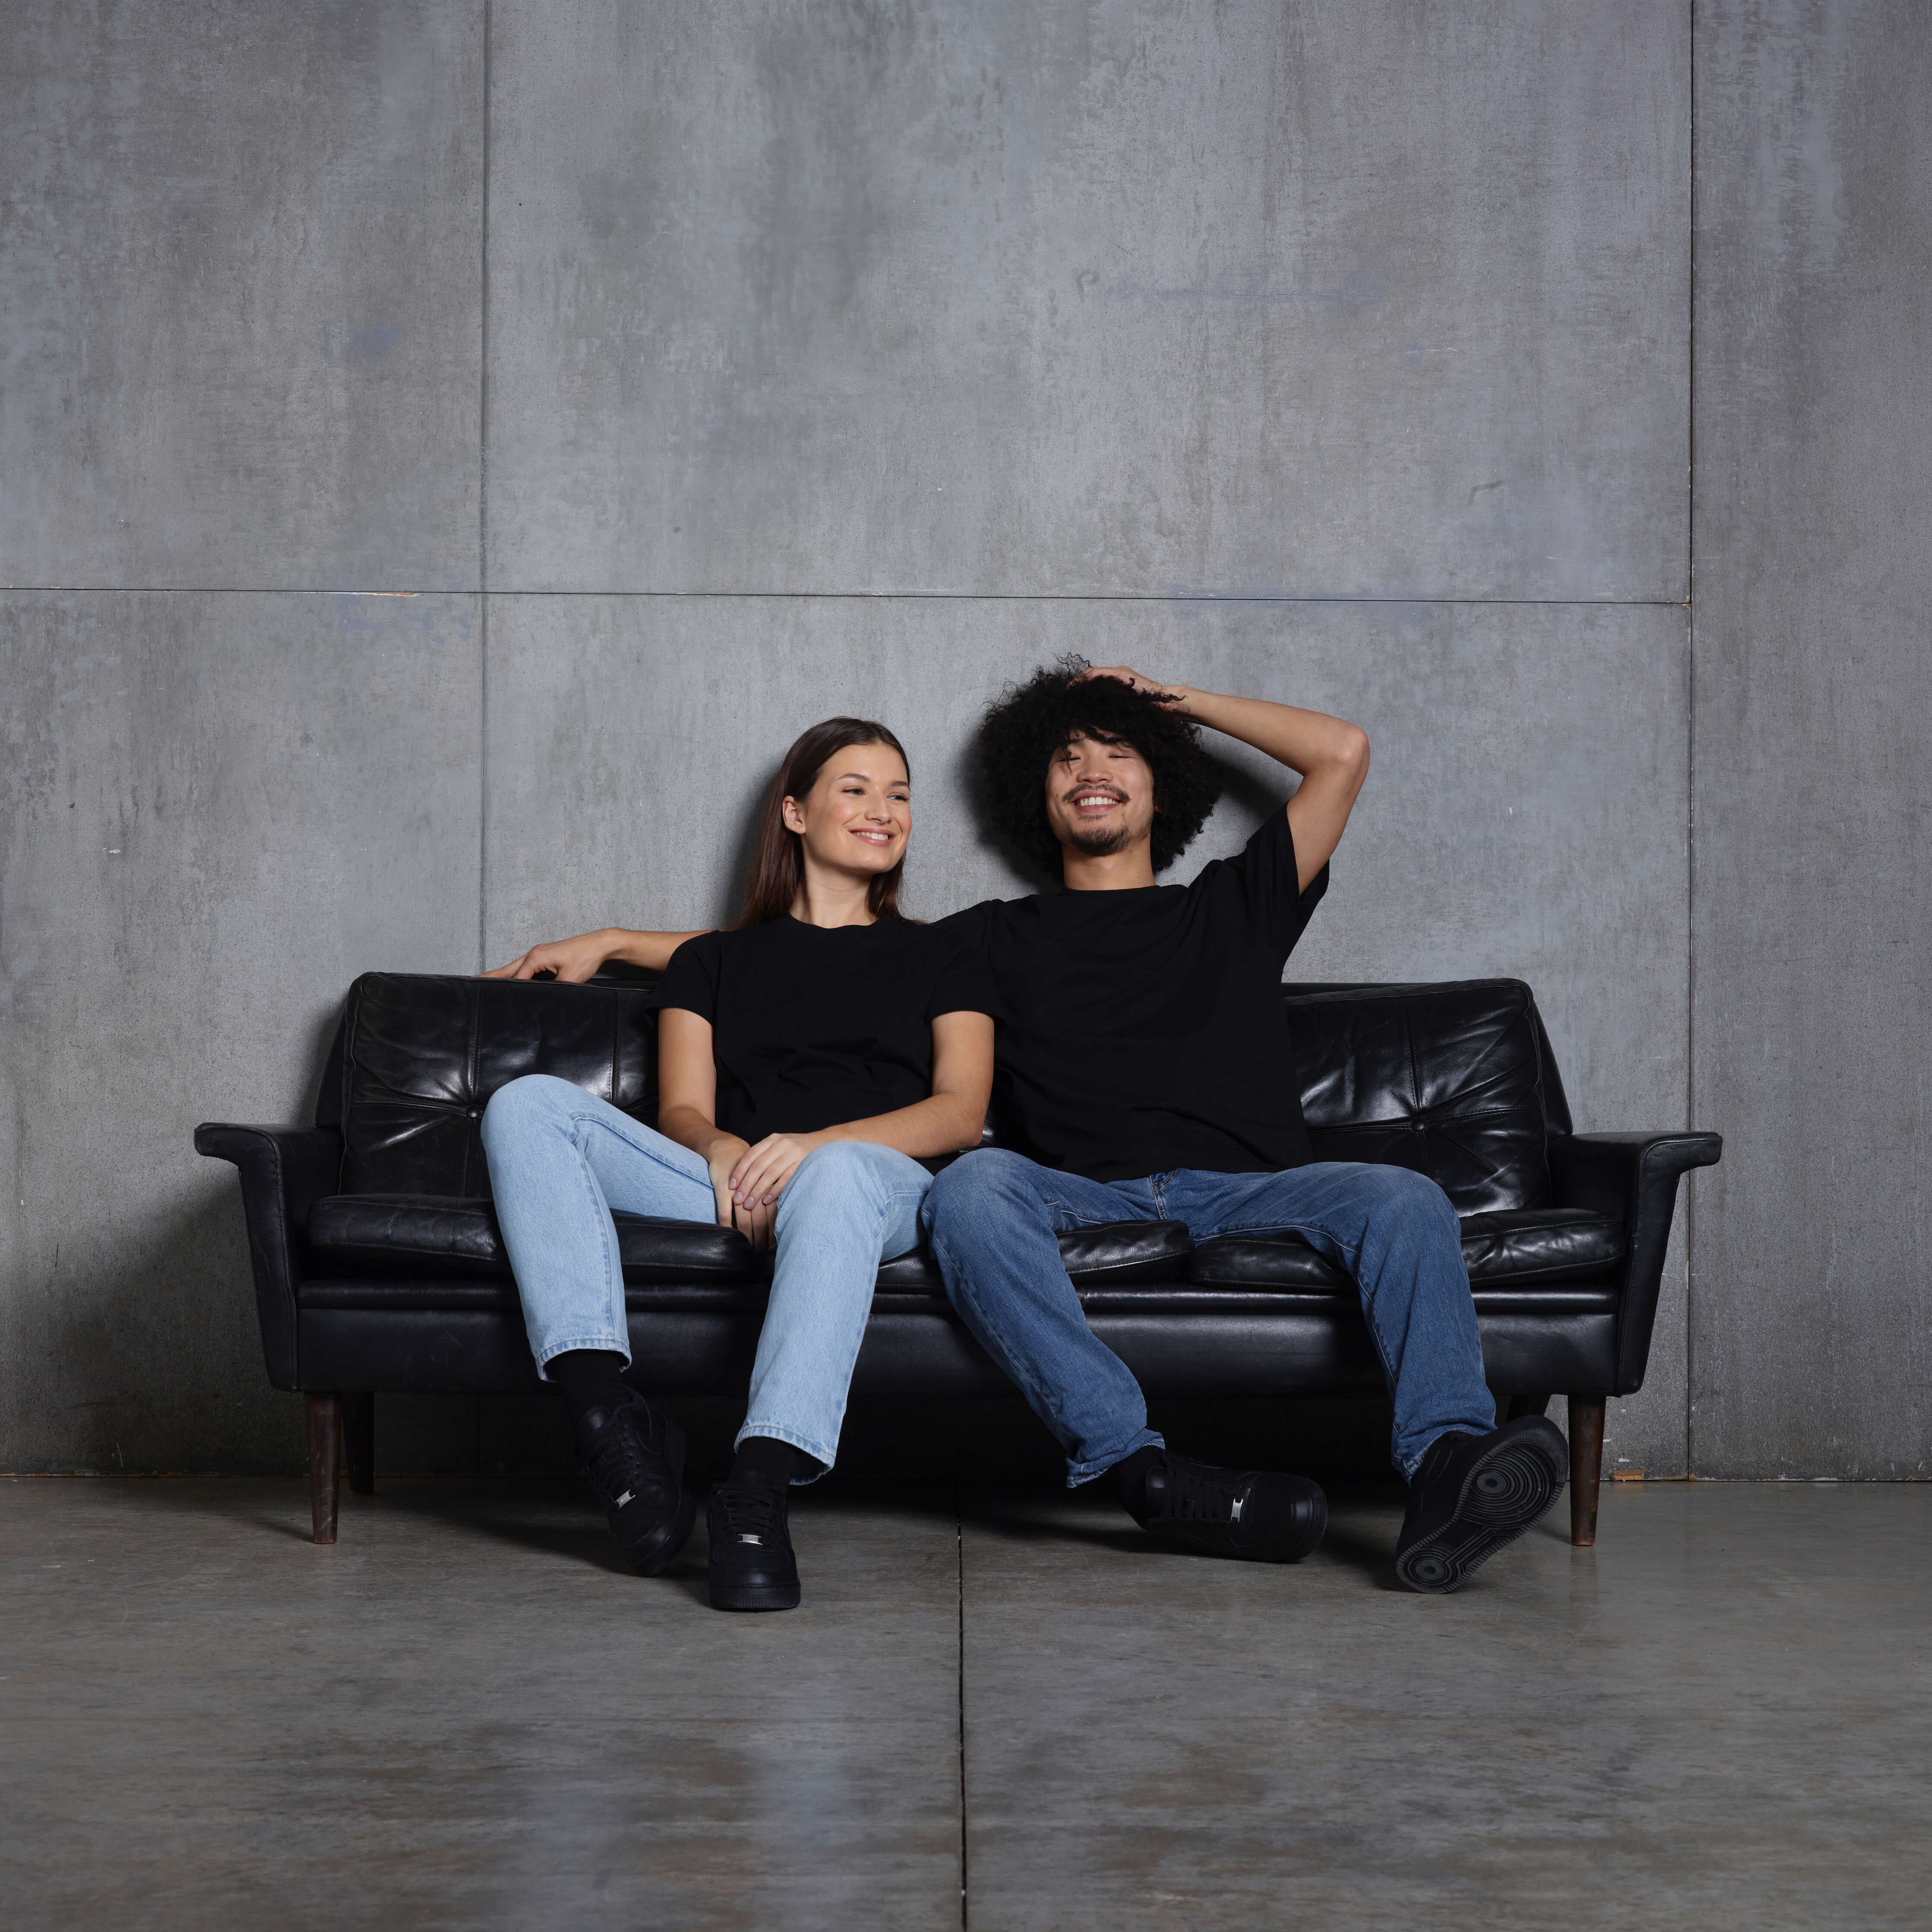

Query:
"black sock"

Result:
[[1111, 1444, 1166, 1515], [547, 1349, 631, 1424], [730, 1436, 798, 1487]]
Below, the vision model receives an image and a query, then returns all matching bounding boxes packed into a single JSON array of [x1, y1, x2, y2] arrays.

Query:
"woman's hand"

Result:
[[703, 1134, 774, 1251], [482, 929, 613, 983], [729, 1131, 829, 1220]]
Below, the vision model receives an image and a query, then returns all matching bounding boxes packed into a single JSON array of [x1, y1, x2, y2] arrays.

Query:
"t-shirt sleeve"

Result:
[[924, 904, 1003, 1021], [1226, 807, 1330, 958], [654, 928, 723, 1023]]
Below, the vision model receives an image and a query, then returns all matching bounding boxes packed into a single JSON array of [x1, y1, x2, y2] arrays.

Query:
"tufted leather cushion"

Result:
[[328, 972, 662, 1198], [306, 1194, 760, 1282], [1188, 1207, 1625, 1292], [307, 1195, 1192, 1295], [1282, 979, 1556, 1213]]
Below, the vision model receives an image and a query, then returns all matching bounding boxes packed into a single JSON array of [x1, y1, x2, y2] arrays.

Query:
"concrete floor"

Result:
[[2, 1478, 1928, 1930]]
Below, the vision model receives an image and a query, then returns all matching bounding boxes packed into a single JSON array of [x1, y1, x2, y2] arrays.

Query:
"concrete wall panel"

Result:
[[0, 3, 483, 591], [1690, 5, 1932, 1476], [0, 591, 482, 1471], [486, 0, 1688, 599], [484, 594, 1691, 1471]]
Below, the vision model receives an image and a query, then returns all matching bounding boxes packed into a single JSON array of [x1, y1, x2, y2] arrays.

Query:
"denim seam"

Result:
[[563, 1119, 626, 1338]]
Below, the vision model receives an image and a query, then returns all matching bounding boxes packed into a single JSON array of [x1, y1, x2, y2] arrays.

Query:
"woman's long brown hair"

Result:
[[736, 718, 912, 927]]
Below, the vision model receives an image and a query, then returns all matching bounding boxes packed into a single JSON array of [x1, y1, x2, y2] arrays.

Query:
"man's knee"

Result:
[[1364, 1163, 1461, 1237], [926, 1147, 1041, 1217], [480, 1072, 578, 1152]]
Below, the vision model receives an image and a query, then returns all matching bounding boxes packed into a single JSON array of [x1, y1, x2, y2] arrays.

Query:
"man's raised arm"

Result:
[[1081, 667, 1370, 887]]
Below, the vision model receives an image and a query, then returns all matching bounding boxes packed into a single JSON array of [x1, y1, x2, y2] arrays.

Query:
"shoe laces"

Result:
[[585, 1403, 666, 1506], [1146, 1457, 1244, 1526], [714, 1477, 788, 1542]]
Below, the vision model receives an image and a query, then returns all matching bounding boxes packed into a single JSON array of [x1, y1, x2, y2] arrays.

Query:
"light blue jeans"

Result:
[[922, 1149, 1497, 1483], [479, 1074, 932, 1479]]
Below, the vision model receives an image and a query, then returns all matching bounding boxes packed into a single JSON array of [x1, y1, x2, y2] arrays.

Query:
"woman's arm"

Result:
[[727, 1010, 995, 1209], [655, 1007, 771, 1249], [482, 926, 708, 982]]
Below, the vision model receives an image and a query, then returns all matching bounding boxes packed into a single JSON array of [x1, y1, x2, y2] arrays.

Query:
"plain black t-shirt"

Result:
[[964, 809, 1329, 1182], [655, 913, 991, 1143]]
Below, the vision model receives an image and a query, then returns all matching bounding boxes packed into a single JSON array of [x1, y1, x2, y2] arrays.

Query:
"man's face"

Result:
[[1043, 731, 1157, 859]]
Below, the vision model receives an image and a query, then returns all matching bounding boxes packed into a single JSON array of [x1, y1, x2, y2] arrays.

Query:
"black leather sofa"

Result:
[[197, 970, 1719, 1548]]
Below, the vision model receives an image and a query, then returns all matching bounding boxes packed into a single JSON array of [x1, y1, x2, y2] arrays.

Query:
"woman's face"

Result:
[[781, 741, 911, 884]]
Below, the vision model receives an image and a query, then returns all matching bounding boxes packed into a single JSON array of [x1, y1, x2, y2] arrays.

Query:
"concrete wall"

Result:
[[1691, 3, 1932, 1477], [0, 1, 1912, 1478]]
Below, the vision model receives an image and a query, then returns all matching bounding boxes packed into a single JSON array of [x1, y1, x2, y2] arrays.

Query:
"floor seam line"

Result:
[[957, 1479, 969, 1931]]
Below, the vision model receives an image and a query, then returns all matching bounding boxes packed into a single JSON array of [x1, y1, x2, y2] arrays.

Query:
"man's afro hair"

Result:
[[976, 655, 1223, 877]]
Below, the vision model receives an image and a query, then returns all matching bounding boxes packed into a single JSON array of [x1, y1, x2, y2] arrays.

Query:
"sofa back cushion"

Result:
[[325, 972, 661, 1197], [320, 971, 1564, 1213], [1282, 979, 1557, 1213]]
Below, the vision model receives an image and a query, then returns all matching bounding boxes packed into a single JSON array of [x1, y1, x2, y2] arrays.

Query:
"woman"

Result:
[[479, 718, 993, 1613]]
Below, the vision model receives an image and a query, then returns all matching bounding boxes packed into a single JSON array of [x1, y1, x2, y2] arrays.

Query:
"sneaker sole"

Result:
[[1149, 1489, 1330, 1564], [613, 1420, 697, 1577], [708, 1576, 803, 1612], [1395, 1422, 1569, 1595]]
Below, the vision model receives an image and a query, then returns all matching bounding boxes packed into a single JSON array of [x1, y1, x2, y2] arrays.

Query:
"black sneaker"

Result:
[[707, 1470, 802, 1611], [1395, 1415, 1570, 1594], [576, 1389, 695, 1576], [1127, 1450, 1328, 1563]]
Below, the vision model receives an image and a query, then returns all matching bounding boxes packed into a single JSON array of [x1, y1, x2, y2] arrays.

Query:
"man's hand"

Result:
[[1078, 665, 1193, 709], [704, 1134, 775, 1251], [483, 930, 612, 982]]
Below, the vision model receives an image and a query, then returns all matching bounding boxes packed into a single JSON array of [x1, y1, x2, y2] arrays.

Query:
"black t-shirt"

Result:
[[655, 913, 991, 1143], [965, 809, 1329, 1182]]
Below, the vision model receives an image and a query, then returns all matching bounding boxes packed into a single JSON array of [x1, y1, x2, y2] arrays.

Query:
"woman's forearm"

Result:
[[604, 927, 709, 973], [657, 1102, 741, 1164]]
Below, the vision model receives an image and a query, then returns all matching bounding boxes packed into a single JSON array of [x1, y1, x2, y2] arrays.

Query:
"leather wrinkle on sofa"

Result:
[[197, 969, 1720, 1547]]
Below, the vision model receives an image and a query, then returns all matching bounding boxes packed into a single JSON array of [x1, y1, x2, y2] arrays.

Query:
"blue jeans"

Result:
[[921, 1149, 1496, 1483], [480, 1074, 932, 1479]]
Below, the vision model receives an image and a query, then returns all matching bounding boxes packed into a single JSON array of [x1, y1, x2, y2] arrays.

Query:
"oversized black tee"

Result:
[[655, 913, 991, 1143], [965, 809, 1328, 1182]]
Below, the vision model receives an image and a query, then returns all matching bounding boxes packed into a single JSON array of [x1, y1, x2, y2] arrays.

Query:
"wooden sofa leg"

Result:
[[346, 1392, 376, 1496], [1568, 1395, 1606, 1548], [306, 1394, 342, 1545]]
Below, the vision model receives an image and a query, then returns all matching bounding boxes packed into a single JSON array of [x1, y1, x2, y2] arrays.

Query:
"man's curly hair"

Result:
[[976, 655, 1223, 877]]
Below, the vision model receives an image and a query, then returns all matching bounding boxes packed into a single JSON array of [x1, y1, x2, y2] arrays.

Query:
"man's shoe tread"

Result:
[[1395, 1416, 1568, 1594]]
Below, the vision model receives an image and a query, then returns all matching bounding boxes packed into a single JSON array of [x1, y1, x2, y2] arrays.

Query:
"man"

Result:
[[924, 657, 1569, 1593]]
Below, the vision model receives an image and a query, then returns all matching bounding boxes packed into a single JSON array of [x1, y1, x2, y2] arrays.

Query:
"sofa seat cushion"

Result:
[[306, 1198, 1192, 1293], [306, 1195, 762, 1284], [1187, 1208, 1625, 1293]]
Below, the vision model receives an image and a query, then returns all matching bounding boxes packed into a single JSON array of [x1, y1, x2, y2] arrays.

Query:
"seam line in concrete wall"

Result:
[[0, 588, 1696, 607], [1685, 0, 1700, 1477], [478, 0, 493, 975]]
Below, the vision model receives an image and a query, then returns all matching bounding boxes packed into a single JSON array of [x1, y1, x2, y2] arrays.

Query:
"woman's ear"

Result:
[[780, 794, 807, 835]]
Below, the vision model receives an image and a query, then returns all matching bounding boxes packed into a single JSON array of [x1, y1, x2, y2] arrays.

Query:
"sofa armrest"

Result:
[[195, 1123, 343, 1390], [1550, 1130, 1722, 1395]]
